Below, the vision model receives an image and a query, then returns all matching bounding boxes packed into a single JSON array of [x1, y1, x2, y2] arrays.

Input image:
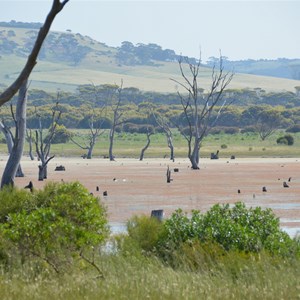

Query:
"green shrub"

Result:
[[0, 182, 109, 272], [277, 134, 294, 145], [159, 203, 299, 256], [221, 144, 228, 149], [117, 215, 165, 255]]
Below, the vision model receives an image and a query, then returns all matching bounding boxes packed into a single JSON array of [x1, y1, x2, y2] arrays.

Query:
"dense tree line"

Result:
[[1, 84, 300, 134]]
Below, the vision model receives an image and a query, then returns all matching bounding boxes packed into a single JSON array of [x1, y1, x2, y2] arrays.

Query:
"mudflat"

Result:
[[2, 156, 300, 235]]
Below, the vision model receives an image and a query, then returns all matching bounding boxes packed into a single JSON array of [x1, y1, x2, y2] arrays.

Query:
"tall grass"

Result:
[[0, 252, 299, 299]]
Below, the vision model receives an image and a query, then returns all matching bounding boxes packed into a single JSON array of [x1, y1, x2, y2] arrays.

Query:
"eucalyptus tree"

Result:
[[256, 108, 284, 141], [0, 0, 70, 187], [172, 54, 233, 169]]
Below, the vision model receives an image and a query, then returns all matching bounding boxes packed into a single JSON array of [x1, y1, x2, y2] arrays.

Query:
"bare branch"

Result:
[[0, 0, 70, 107]]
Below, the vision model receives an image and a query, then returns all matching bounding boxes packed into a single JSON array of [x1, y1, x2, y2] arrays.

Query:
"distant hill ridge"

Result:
[[0, 20, 299, 93]]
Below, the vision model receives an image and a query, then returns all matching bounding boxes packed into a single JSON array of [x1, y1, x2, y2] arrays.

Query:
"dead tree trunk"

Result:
[[35, 102, 61, 181], [166, 166, 172, 183], [26, 129, 35, 160], [1, 80, 27, 187], [0, 0, 69, 188], [139, 130, 154, 161], [0, 121, 24, 177]]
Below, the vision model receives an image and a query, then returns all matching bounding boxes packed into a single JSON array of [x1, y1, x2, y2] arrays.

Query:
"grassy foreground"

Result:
[[0, 252, 299, 300]]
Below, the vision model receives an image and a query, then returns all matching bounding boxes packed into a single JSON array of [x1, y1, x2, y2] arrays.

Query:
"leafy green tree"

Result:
[[45, 124, 72, 144], [0, 182, 109, 273], [255, 108, 284, 140]]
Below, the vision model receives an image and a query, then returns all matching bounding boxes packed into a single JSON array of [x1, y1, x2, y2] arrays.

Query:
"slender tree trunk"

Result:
[[27, 129, 34, 160], [139, 133, 152, 161], [109, 128, 115, 161], [167, 135, 174, 161], [1, 80, 27, 187]]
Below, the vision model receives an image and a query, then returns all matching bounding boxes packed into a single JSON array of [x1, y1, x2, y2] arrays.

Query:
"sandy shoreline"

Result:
[[1, 156, 299, 237]]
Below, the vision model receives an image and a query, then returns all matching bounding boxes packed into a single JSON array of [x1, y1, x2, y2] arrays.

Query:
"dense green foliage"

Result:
[[161, 203, 298, 256], [121, 203, 300, 261], [277, 134, 294, 145], [0, 182, 109, 273]]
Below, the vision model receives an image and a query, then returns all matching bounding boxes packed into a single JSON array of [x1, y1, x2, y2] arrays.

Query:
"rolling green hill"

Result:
[[0, 22, 299, 93]]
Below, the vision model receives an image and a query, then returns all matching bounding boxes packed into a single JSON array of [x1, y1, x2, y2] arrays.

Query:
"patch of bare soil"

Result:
[[2, 156, 300, 235]]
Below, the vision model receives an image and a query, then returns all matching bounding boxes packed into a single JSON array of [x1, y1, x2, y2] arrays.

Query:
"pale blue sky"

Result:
[[0, 1, 299, 61]]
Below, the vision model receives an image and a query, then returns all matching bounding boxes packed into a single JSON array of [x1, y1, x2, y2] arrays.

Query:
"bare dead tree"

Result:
[[139, 125, 155, 161], [171, 54, 233, 169], [109, 81, 125, 161], [0, 0, 70, 188], [35, 102, 62, 181], [70, 114, 105, 159], [1, 80, 28, 187], [70, 84, 107, 159], [153, 112, 175, 161]]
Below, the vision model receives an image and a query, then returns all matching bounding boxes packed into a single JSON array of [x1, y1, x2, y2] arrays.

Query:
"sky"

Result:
[[0, 0, 299, 62]]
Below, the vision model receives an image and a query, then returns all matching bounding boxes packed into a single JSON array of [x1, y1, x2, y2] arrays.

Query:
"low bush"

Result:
[[277, 134, 294, 145], [160, 203, 298, 256], [0, 182, 109, 273], [122, 203, 300, 263]]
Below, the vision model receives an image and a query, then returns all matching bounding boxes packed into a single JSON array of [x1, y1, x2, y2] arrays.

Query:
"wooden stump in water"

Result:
[[151, 209, 164, 221]]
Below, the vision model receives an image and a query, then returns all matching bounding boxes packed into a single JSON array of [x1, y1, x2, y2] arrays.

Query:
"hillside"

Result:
[[0, 22, 299, 93]]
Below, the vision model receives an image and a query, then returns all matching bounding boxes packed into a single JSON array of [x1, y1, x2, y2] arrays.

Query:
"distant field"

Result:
[[0, 27, 299, 94], [1, 130, 298, 158], [2, 58, 299, 94]]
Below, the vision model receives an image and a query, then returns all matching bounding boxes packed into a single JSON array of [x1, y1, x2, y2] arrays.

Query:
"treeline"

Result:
[[0, 20, 42, 29], [16, 84, 300, 107], [116, 41, 194, 66], [207, 56, 300, 80], [1, 84, 300, 133]]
